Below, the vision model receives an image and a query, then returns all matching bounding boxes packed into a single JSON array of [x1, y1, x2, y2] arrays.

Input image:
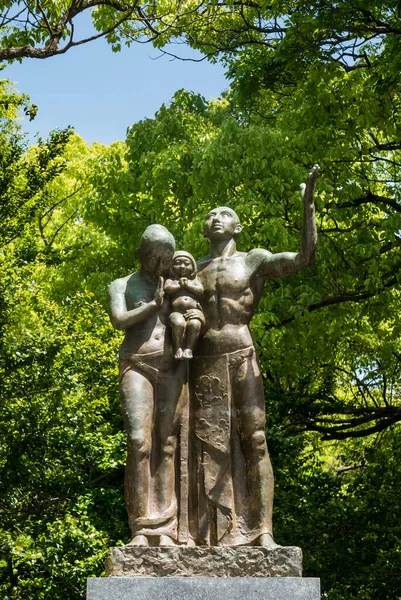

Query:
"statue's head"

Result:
[[138, 224, 175, 276], [170, 250, 197, 280], [203, 206, 242, 242]]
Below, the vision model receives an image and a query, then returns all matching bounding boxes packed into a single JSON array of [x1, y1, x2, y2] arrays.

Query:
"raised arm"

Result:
[[107, 276, 163, 331], [253, 165, 319, 280]]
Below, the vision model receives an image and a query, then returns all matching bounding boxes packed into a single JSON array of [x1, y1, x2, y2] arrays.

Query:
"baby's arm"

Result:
[[183, 277, 204, 298], [164, 278, 181, 296]]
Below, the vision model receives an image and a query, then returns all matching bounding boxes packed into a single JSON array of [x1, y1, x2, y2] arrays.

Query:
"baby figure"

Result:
[[164, 251, 204, 360]]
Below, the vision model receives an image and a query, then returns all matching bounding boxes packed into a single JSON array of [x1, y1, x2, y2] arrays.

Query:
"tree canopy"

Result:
[[1, 0, 400, 65]]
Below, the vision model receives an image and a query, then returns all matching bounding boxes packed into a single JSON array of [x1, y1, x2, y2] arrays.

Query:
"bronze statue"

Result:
[[107, 225, 188, 547], [188, 165, 319, 547], [107, 166, 318, 548]]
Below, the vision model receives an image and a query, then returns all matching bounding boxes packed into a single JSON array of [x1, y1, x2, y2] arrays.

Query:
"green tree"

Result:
[[0, 81, 69, 250], [0, 88, 126, 599], [0, 0, 212, 61]]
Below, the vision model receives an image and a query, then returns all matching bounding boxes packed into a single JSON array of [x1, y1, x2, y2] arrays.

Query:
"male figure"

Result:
[[107, 225, 187, 547], [189, 166, 319, 547]]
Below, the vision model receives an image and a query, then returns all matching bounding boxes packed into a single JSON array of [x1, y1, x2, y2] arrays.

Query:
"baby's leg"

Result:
[[183, 317, 202, 359], [169, 312, 186, 359]]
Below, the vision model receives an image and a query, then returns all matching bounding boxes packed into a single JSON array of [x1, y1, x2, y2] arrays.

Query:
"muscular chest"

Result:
[[198, 257, 251, 297]]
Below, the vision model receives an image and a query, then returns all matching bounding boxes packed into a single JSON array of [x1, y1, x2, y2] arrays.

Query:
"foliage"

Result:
[[2, 0, 401, 81], [270, 424, 401, 600], [0, 277, 127, 598], [0, 77, 71, 250], [0, 0, 221, 61], [0, 88, 127, 598]]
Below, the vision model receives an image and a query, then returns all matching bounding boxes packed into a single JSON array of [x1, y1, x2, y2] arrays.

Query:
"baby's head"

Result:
[[170, 251, 197, 279]]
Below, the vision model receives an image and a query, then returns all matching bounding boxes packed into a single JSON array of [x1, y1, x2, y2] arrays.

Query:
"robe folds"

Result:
[[189, 347, 271, 546]]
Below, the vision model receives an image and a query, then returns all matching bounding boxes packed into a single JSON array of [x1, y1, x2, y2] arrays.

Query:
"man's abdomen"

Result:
[[194, 323, 253, 355]]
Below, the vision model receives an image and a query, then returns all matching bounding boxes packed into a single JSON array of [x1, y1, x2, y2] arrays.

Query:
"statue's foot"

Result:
[[159, 534, 176, 546], [183, 349, 193, 359], [128, 534, 149, 547], [175, 348, 184, 360], [259, 533, 280, 549]]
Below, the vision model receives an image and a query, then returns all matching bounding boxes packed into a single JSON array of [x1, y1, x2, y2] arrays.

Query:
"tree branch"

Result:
[[327, 193, 401, 213], [265, 270, 400, 331], [304, 407, 401, 440]]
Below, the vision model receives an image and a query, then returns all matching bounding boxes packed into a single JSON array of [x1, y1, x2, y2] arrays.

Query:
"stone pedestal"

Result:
[[87, 546, 320, 599], [105, 545, 303, 578], [87, 576, 320, 600]]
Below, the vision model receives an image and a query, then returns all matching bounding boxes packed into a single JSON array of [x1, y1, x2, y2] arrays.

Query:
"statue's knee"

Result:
[[250, 430, 267, 459], [169, 313, 184, 328], [127, 433, 151, 460], [162, 435, 177, 458], [188, 318, 201, 333]]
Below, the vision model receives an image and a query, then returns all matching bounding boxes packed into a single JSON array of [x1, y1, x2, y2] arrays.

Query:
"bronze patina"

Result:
[[164, 250, 204, 360], [107, 225, 188, 547], [107, 166, 319, 548]]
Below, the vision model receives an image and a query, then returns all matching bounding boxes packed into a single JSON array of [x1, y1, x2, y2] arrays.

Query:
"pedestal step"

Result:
[[87, 576, 320, 600]]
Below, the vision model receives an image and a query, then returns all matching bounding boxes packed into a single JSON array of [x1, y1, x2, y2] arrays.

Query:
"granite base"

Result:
[[87, 576, 320, 600]]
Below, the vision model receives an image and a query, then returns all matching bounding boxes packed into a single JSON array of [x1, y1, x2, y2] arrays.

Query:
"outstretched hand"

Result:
[[300, 164, 319, 204]]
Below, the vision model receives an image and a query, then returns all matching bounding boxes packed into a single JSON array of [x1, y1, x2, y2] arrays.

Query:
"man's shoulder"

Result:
[[247, 247, 273, 262], [244, 248, 274, 275]]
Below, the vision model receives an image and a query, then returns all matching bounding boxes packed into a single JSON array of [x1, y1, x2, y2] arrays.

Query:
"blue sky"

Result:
[[2, 23, 227, 146]]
